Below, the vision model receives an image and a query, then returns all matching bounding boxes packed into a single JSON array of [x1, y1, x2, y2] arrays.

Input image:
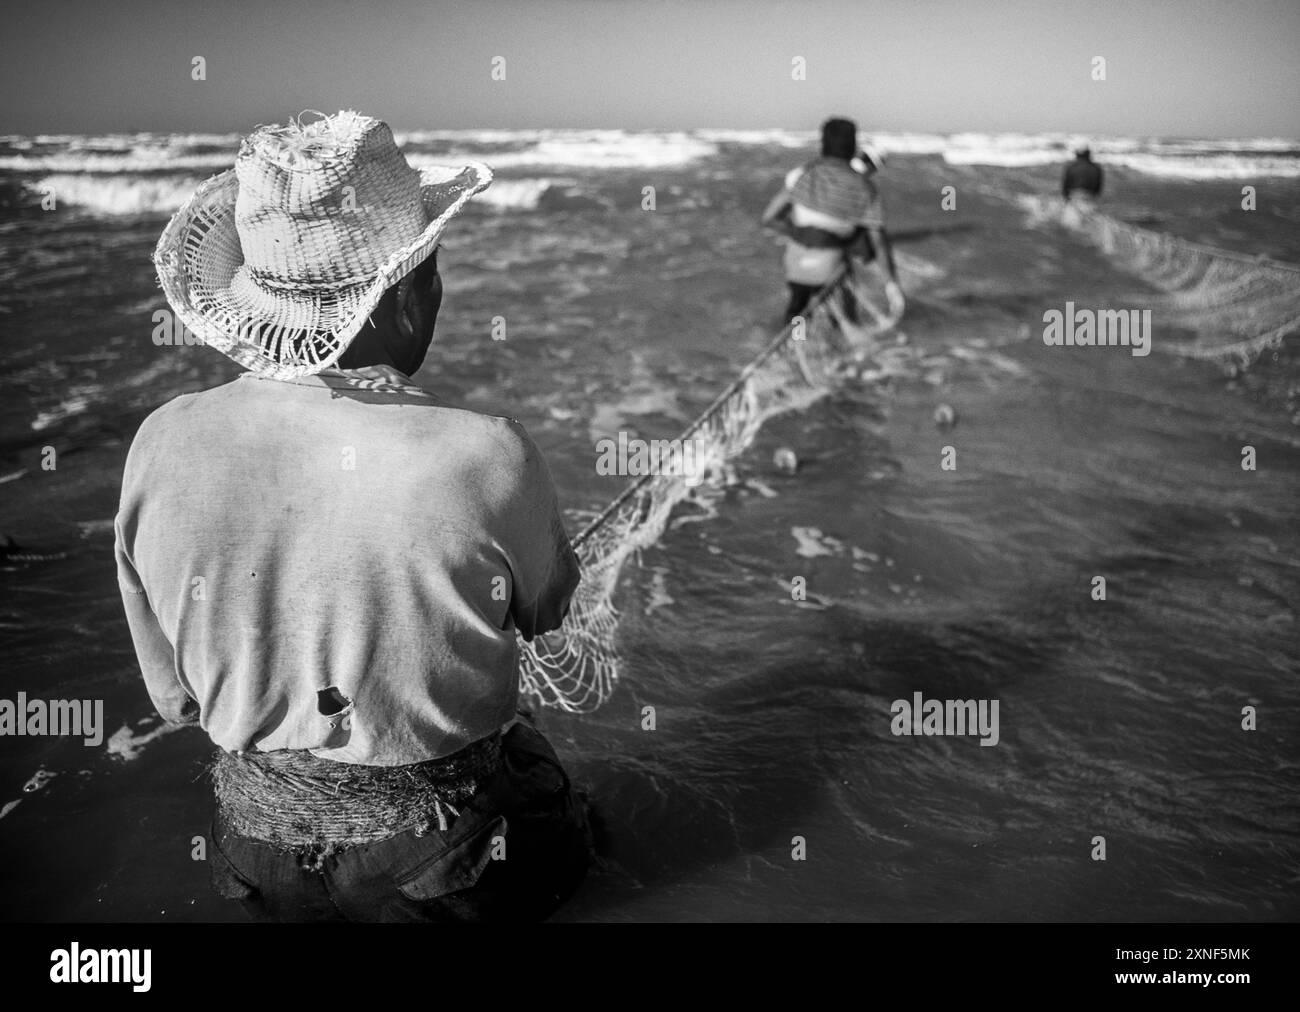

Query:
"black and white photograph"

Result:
[[0, 0, 1296, 981]]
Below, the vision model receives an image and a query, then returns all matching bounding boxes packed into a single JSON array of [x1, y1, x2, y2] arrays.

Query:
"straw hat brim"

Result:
[[153, 161, 492, 379]]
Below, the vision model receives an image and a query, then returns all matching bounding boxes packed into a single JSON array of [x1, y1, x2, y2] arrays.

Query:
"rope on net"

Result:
[[516, 266, 882, 713], [1071, 208, 1300, 367]]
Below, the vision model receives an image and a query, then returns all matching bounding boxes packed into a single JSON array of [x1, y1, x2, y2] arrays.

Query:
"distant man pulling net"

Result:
[[761, 116, 906, 323], [1062, 140, 1104, 203], [1061, 139, 1105, 228]]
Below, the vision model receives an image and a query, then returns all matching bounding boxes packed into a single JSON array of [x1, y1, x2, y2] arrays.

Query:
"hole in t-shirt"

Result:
[[317, 686, 351, 716]]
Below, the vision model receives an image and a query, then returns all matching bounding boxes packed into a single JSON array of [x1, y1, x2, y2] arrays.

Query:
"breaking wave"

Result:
[[27, 174, 202, 215]]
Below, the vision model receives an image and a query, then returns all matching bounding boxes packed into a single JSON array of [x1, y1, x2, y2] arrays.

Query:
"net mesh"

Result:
[[516, 268, 889, 713], [1070, 207, 1300, 367]]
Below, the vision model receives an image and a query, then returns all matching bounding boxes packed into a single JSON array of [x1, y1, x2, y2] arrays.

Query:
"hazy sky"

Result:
[[3, 0, 1297, 137]]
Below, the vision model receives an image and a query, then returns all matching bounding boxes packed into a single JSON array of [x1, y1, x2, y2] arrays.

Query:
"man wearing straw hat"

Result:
[[114, 111, 588, 921]]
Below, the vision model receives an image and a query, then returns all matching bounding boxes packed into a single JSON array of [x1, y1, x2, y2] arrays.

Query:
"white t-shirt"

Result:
[[115, 367, 580, 765]]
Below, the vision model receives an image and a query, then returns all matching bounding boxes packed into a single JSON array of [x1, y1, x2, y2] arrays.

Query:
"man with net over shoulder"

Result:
[[114, 110, 588, 922]]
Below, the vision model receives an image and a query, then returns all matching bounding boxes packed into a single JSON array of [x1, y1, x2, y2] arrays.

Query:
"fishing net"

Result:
[[516, 267, 890, 712], [1070, 207, 1300, 366]]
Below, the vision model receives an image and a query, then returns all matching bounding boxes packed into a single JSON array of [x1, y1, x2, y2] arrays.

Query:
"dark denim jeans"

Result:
[[208, 722, 591, 922]]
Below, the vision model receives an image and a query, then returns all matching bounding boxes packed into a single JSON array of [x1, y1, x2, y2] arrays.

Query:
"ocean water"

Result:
[[0, 130, 1298, 921]]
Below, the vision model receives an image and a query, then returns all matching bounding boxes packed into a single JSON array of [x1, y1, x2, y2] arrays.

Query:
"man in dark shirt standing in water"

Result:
[[1062, 143, 1104, 201]]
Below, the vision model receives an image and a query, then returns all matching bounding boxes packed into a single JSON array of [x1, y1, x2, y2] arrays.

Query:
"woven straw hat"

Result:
[[153, 110, 492, 379]]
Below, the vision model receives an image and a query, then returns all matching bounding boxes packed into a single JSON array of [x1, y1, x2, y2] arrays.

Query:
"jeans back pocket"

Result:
[[393, 812, 508, 901]]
